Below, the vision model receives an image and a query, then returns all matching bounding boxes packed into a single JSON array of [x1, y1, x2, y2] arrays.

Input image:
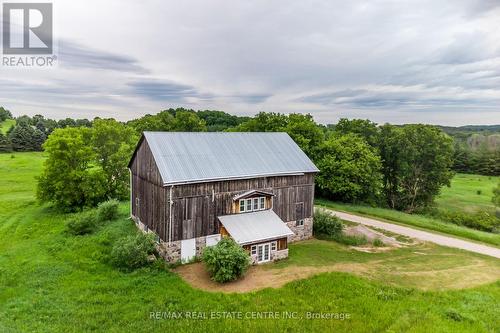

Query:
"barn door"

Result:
[[181, 238, 196, 263]]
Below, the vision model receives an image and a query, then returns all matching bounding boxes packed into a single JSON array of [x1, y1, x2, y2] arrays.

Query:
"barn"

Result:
[[128, 132, 319, 264]]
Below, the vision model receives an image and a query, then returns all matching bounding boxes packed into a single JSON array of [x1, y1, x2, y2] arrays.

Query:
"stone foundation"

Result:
[[286, 217, 313, 242], [155, 236, 208, 263], [273, 249, 289, 261], [133, 216, 206, 263], [132, 214, 313, 264]]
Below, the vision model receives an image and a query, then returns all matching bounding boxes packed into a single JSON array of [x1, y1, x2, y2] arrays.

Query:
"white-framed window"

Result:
[[271, 241, 277, 251], [296, 219, 304, 227], [251, 245, 257, 255], [239, 197, 267, 213]]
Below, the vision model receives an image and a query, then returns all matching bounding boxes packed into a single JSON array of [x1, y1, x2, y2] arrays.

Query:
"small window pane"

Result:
[[251, 245, 257, 255], [259, 197, 265, 209], [246, 199, 252, 211], [271, 242, 276, 251], [253, 198, 259, 210], [239, 200, 245, 212]]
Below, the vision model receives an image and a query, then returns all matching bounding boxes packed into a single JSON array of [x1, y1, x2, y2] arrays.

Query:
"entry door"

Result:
[[257, 243, 270, 263], [181, 238, 196, 263]]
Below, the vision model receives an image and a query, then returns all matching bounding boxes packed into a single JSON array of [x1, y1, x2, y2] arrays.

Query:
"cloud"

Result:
[[1, 0, 499, 125], [127, 79, 212, 102], [59, 41, 148, 73], [298, 84, 500, 111], [435, 32, 499, 65]]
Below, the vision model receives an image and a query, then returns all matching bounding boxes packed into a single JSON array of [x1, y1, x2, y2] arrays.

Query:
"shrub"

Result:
[[202, 238, 250, 283], [476, 190, 482, 195], [373, 238, 385, 247], [110, 233, 156, 270], [97, 199, 120, 221], [67, 212, 97, 235], [431, 209, 498, 232], [313, 209, 344, 237]]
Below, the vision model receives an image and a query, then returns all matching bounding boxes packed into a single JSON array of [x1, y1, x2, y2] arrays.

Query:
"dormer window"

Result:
[[239, 196, 266, 213], [234, 189, 274, 213]]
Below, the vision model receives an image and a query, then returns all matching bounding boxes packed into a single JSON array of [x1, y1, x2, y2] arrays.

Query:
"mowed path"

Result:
[[325, 209, 500, 259]]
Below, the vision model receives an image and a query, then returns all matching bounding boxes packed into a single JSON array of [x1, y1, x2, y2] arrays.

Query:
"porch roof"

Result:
[[218, 210, 294, 246]]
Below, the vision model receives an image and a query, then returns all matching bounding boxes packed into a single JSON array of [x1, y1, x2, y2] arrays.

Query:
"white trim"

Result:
[[256, 243, 271, 263], [238, 196, 267, 213]]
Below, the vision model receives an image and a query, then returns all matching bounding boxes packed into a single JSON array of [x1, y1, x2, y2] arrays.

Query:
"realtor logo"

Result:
[[2, 2, 53, 54]]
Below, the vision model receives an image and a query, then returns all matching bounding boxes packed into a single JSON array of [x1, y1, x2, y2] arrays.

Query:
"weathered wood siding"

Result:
[[130, 139, 316, 242], [129, 139, 169, 241], [169, 174, 315, 241]]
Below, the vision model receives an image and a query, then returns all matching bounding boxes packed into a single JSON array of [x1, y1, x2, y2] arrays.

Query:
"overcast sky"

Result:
[[1, 0, 499, 125]]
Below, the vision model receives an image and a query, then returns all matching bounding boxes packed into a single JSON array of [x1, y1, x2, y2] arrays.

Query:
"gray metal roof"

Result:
[[218, 210, 294, 245], [143, 132, 319, 185]]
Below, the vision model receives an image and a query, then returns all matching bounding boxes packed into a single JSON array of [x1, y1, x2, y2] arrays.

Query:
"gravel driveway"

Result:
[[324, 209, 500, 259]]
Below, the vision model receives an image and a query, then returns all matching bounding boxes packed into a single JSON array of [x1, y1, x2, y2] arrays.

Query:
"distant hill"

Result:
[[437, 125, 500, 151], [438, 125, 500, 136]]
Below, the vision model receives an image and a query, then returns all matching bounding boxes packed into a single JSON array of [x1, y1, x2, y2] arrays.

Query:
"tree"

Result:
[[37, 127, 107, 210], [230, 112, 324, 158], [230, 112, 288, 132], [379, 124, 454, 212], [76, 118, 92, 127], [334, 118, 379, 147], [57, 118, 77, 128], [92, 119, 138, 199], [0, 107, 13, 122], [127, 109, 207, 133], [8, 123, 45, 151], [315, 134, 382, 203], [283, 114, 324, 159], [197, 110, 249, 131], [0, 132, 12, 152], [170, 110, 207, 131]]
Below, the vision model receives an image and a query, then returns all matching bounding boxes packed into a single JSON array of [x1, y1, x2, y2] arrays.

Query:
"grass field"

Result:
[[436, 174, 498, 214], [316, 199, 500, 247], [0, 118, 15, 134], [1, 152, 500, 332], [316, 173, 500, 247]]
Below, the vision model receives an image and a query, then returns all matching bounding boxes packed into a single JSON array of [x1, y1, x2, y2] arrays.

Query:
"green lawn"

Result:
[[436, 173, 499, 214], [0, 118, 15, 134], [1, 152, 499, 332]]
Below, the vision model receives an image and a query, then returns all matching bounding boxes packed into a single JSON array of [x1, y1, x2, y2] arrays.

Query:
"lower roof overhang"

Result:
[[218, 210, 294, 246]]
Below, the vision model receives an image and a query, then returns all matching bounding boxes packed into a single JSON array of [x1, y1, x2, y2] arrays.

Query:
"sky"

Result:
[[1, 0, 499, 125]]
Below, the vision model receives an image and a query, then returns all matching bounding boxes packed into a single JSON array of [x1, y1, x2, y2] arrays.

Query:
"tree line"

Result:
[[0, 109, 93, 152], [1, 106, 496, 218]]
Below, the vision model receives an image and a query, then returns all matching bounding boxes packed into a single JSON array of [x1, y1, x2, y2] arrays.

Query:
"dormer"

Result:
[[232, 190, 274, 213]]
